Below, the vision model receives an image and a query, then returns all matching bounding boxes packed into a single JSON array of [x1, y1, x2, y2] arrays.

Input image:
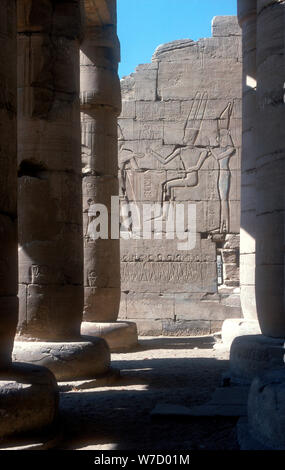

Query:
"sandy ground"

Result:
[[57, 336, 239, 450]]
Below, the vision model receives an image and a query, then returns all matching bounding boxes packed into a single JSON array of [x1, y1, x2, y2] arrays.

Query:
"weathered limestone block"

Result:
[[212, 16, 242, 37], [222, 250, 238, 264], [118, 16, 242, 335], [134, 63, 158, 101], [224, 234, 240, 249], [122, 293, 175, 321], [120, 100, 136, 119], [153, 37, 241, 64], [120, 74, 135, 100], [157, 61, 241, 101], [175, 293, 241, 321], [15, 0, 111, 379]]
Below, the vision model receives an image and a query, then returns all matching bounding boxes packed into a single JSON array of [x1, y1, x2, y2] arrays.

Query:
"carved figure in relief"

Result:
[[208, 102, 235, 232], [148, 92, 209, 188], [119, 146, 145, 203], [118, 92, 236, 234], [119, 146, 145, 232], [147, 96, 235, 233], [31, 265, 50, 284], [82, 143, 92, 175], [84, 198, 99, 241], [146, 92, 210, 218], [81, 120, 93, 175]]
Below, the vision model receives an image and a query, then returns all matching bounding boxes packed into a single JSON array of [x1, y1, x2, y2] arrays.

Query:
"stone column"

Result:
[[234, 1, 285, 449], [0, 0, 58, 440], [13, 0, 111, 381], [255, 0, 285, 337], [229, 0, 285, 383], [239, 0, 258, 323], [221, 0, 261, 347], [80, 0, 138, 352]]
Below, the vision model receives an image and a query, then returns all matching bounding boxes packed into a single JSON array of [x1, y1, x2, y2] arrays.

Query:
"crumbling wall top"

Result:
[[212, 16, 241, 37]]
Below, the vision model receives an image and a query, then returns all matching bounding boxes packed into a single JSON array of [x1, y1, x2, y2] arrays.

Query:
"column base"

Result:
[[247, 368, 285, 450], [229, 334, 285, 384], [221, 318, 261, 348], [12, 336, 110, 381], [0, 363, 58, 440], [81, 321, 138, 352]]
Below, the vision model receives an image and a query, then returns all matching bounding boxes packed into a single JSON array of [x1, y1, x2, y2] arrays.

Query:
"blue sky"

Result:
[[118, 0, 237, 77]]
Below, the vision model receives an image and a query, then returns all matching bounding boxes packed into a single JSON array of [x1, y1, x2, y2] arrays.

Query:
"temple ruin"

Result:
[[0, 0, 284, 452], [118, 16, 242, 336]]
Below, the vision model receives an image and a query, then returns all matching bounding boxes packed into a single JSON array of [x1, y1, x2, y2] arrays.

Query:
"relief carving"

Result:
[[117, 20, 241, 333], [119, 93, 236, 234], [31, 264, 51, 284]]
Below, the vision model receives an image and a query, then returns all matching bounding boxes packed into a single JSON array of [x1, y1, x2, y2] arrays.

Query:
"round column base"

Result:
[[0, 363, 58, 440], [222, 318, 261, 348], [230, 334, 285, 384], [81, 321, 138, 352], [13, 337, 110, 381], [247, 368, 285, 450]]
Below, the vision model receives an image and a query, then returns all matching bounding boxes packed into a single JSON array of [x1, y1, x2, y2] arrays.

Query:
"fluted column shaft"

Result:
[[17, 0, 84, 341], [0, 0, 18, 367], [0, 1, 59, 440], [238, 0, 258, 321], [80, 21, 122, 322], [255, 0, 285, 336]]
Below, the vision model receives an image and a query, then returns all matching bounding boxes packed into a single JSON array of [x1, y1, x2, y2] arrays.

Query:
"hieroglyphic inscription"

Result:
[[118, 19, 242, 333]]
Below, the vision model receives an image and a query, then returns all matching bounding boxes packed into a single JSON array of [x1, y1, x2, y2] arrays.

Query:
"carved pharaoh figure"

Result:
[[209, 103, 235, 233], [143, 96, 236, 233]]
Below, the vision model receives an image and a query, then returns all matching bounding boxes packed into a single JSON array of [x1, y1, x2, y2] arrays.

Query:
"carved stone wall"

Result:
[[118, 16, 243, 336]]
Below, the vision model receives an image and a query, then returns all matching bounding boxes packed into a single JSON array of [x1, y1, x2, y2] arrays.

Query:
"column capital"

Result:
[[18, 0, 84, 39], [238, 0, 257, 25], [82, 24, 120, 63], [84, 0, 116, 27]]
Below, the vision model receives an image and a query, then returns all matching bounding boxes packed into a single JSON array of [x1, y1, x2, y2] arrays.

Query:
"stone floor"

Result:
[[56, 336, 240, 450]]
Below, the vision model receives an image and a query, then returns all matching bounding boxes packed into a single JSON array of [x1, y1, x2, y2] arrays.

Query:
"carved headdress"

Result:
[[217, 102, 235, 148], [218, 102, 233, 131]]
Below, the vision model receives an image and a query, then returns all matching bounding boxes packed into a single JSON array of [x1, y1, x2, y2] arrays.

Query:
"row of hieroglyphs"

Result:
[[121, 262, 216, 284]]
